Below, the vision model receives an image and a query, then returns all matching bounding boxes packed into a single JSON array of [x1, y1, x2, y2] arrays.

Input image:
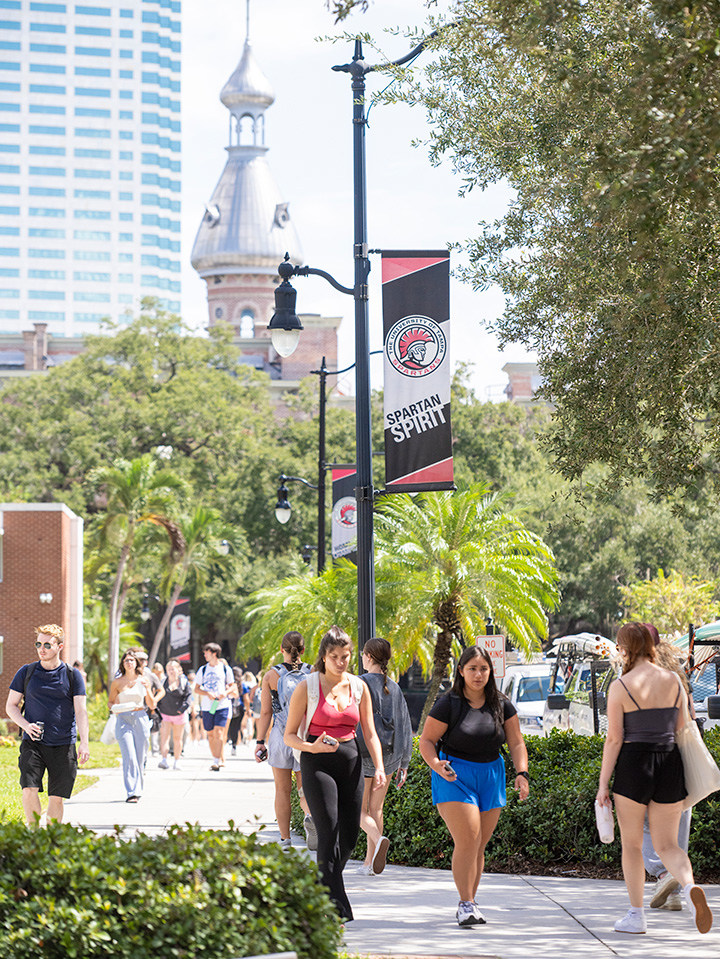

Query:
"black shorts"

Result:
[[19, 740, 78, 798], [613, 742, 686, 805]]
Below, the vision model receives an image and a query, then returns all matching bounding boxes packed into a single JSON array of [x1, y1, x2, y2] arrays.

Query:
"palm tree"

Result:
[[83, 598, 141, 694], [90, 454, 185, 683], [242, 484, 558, 727], [374, 484, 559, 727], [146, 505, 234, 665]]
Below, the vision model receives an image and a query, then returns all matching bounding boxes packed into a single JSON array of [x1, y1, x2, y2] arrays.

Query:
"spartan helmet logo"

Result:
[[386, 315, 447, 378], [332, 496, 357, 530]]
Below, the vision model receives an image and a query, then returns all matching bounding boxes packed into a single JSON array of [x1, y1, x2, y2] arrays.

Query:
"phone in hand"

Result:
[[257, 746, 268, 761], [443, 761, 457, 779], [322, 736, 338, 746]]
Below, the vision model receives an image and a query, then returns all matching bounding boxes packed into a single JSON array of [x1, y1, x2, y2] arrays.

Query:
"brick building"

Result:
[[0, 504, 83, 712]]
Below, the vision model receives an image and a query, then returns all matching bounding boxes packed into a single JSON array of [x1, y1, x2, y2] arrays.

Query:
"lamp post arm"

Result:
[[331, 29, 443, 76], [280, 474, 319, 491], [293, 266, 354, 297]]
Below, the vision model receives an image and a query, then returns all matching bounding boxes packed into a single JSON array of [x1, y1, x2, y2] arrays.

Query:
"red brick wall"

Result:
[[0, 510, 70, 712]]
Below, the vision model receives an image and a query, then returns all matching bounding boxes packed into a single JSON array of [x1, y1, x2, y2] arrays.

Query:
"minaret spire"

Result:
[[246, 0, 250, 44]]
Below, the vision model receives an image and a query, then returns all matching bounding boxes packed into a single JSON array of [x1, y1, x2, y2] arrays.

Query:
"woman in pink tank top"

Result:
[[284, 626, 386, 922]]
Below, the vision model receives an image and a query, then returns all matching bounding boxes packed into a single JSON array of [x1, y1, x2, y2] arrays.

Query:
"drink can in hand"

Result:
[[594, 800, 614, 843], [36, 722, 45, 741]]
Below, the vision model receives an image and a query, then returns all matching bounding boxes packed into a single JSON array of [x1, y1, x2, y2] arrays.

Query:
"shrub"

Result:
[[291, 728, 720, 882], [0, 822, 342, 959]]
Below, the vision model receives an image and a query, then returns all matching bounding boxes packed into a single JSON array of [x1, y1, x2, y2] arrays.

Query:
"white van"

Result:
[[500, 663, 555, 736]]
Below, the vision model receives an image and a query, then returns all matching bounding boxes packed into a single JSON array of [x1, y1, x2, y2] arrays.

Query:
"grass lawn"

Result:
[[0, 740, 121, 824]]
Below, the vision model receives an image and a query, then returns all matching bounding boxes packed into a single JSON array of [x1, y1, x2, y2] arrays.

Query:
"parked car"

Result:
[[542, 633, 617, 737], [500, 663, 555, 736], [688, 659, 720, 733]]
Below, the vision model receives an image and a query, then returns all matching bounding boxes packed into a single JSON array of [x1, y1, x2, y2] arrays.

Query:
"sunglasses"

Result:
[[35, 641, 57, 650]]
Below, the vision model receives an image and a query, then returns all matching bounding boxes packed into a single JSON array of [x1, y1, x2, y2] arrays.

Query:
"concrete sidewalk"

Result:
[[65, 742, 719, 959]]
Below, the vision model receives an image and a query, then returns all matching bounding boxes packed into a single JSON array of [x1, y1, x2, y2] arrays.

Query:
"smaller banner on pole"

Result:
[[331, 469, 357, 563], [382, 250, 454, 492], [169, 598, 191, 662]]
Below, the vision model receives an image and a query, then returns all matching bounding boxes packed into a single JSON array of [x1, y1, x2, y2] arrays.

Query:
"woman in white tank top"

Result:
[[109, 650, 158, 802]]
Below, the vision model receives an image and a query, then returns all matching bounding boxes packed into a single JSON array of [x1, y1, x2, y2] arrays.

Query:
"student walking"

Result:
[[419, 645, 529, 927], [284, 625, 386, 923], [109, 649, 159, 802], [596, 622, 713, 935], [194, 643, 237, 771], [5, 624, 89, 825], [355, 638, 413, 875], [157, 659, 193, 770], [254, 631, 315, 849]]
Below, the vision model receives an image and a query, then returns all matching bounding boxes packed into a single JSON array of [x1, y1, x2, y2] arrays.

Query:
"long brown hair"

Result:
[[314, 625, 352, 673], [363, 637, 391, 693], [451, 645, 504, 729], [617, 622, 656, 674], [119, 649, 143, 677], [281, 630, 305, 667]]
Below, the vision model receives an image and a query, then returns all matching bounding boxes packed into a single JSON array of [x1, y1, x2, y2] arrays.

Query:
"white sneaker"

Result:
[[356, 863, 374, 875], [279, 838, 292, 851], [158, 757, 169, 769], [472, 902, 487, 924], [650, 872, 680, 908], [456, 900, 481, 927], [371, 835, 390, 875], [172, 760, 182, 770], [210, 761, 220, 771], [614, 910, 647, 934], [303, 815, 318, 851], [684, 884, 713, 934]]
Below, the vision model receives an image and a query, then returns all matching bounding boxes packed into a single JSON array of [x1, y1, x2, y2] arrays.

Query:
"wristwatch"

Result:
[[256, 739, 265, 745], [516, 770, 530, 781]]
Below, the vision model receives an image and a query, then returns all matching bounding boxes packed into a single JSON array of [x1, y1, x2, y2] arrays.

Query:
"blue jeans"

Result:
[[116, 711, 150, 799], [642, 807, 692, 877]]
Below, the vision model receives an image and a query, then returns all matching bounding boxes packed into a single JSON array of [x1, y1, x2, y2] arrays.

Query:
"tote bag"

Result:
[[676, 682, 720, 810], [100, 714, 117, 745]]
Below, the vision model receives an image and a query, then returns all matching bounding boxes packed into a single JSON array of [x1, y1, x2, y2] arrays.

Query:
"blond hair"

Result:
[[34, 624, 64, 642]]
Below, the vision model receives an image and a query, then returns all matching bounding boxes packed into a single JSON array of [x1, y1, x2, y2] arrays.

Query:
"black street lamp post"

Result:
[[268, 34, 434, 655]]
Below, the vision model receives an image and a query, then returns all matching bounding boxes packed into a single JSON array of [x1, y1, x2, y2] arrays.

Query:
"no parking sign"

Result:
[[482, 634, 506, 679]]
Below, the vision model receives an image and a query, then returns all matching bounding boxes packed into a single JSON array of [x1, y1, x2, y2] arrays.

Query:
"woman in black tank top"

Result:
[[596, 623, 712, 935]]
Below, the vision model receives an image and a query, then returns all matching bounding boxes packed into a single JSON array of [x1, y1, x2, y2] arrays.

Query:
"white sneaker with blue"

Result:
[[456, 900, 481, 926]]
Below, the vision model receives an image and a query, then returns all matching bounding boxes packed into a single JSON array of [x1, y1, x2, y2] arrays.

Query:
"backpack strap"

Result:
[[348, 673, 364, 704], [22, 661, 76, 713]]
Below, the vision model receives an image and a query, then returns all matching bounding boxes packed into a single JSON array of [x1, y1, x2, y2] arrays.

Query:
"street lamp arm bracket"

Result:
[[280, 473, 319, 491], [294, 265, 353, 297]]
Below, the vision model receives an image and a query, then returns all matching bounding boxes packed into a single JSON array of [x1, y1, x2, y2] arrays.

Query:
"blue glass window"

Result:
[[74, 189, 110, 198], [0, 162, 19, 173], [74, 271, 110, 281], [118, 273, 133, 282], [28, 290, 65, 300], [29, 228, 65, 237], [29, 186, 65, 196], [28, 248, 65, 257], [74, 249, 109, 259], [0, 42, 21, 51], [30, 63, 66, 74], [29, 84, 66, 94], [0, 81, 20, 91], [118, 232, 132, 241], [75, 107, 110, 117], [75, 66, 110, 77], [74, 209, 110, 219], [29, 44, 66, 54], [0, 226, 19, 234], [74, 230, 110, 240], [29, 105, 66, 114], [29, 310, 64, 320], [0, 205, 20, 214], [119, 151, 132, 160], [30, 23, 66, 33], [29, 269, 65, 279], [0, 103, 20, 112], [29, 207, 66, 217], [75, 127, 111, 137], [29, 166, 66, 176], [75, 5, 111, 15], [0, 185, 20, 194], [0, 60, 21, 70], [75, 87, 110, 97], [75, 147, 110, 158], [0, 144, 20, 152], [75, 27, 111, 37], [118, 212, 132, 221], [74, 291, 110, 301], [0, 267, 19, 276], [29, 125, 65, 134], [29, 146, 66, 155], [30, 2, 67, 10], [75, 46, 110, 57], [75, 168, 110, 179]]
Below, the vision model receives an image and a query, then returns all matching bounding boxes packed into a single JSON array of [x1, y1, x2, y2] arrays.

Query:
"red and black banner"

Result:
[[331, 469, 357, 563], [382, 250, 454, 492], [169, 598, 191, 662]]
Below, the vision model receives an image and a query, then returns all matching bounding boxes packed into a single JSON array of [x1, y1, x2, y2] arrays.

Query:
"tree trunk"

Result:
[[148, 578, 184, 667], [107, 543, 130, 692], [418, 600, 462, 732]]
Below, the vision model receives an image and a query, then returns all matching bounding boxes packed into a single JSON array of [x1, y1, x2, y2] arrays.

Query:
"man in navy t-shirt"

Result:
[[5, 624, 89, 826]]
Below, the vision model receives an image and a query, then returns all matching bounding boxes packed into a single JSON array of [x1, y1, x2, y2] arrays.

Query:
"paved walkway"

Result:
[[65, 742, 719, 959]]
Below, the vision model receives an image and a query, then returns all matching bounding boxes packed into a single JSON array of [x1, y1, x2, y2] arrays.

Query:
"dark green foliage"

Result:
[[0, 822, 341, 959], [292, 731, 720, 881]]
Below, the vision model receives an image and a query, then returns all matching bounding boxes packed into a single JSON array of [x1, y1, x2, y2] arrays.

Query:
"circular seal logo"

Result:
[[332, 496, 357, 529], [386, 315, 447, 378]]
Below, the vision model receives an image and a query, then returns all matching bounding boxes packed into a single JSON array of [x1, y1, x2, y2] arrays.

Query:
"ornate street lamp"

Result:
[[268, 34, 435, 654]]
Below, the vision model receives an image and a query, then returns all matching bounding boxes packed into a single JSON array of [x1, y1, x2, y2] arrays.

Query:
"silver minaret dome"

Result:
[[191, 19, 302, 278]]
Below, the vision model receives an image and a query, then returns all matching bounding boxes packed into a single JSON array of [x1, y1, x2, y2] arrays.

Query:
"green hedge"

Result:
[[0, 822, 342, 959], [291, 728, 720, 882]]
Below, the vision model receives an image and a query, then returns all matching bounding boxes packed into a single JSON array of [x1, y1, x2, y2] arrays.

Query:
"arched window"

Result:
[[239, 308, 254, 337]]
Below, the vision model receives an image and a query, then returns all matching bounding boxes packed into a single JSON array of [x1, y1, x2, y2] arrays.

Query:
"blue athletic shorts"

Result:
[[431, 751, 507, 811], [202, 708, 229, 731]]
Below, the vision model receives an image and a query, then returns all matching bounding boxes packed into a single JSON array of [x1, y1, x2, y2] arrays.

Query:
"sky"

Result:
[[181, 0, 535, 399]]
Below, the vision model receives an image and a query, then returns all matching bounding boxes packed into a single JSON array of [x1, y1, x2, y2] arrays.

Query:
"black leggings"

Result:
[[300, 737, 363, 921]]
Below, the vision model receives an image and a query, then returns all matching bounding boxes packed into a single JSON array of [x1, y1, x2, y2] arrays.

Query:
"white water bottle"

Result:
[[594, 800, 614, 843]]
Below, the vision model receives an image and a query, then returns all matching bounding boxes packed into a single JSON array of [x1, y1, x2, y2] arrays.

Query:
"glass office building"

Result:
[[0, 0, 181, 337]]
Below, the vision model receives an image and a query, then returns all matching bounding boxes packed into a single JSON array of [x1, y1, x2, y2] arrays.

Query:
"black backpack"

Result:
[[21, 661, 76, 713]]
